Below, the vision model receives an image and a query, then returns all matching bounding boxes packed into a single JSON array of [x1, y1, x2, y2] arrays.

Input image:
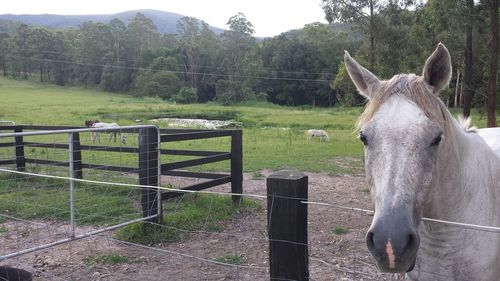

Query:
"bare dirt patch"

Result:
[[1, 172, 405, 281]]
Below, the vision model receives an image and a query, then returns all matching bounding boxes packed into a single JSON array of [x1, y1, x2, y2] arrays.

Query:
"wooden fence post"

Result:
[[230, 129, 243, 204], [13, 126, 25, 171], [71, 133, 83, 179], [139, 127, 162, 224], [267, 170, 309, 281]]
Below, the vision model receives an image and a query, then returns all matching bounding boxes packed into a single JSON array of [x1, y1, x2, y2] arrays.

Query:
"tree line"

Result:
[[0, 0, 497, 119], [324, 0, 498, 125], [0, 12, 356, 106]]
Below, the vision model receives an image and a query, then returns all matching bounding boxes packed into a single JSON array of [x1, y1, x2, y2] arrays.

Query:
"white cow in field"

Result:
[[306, 129, 330, 142], [91, 122, 126, 144]]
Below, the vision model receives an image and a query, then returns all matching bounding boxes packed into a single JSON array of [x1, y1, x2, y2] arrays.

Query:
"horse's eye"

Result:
[[359, 132, 368, 145], [431, 134, 442, 146]]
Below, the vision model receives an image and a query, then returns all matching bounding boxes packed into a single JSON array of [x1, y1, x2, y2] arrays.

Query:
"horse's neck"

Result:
[[417, 122, 500, 280], [425, 122, 500, 223]]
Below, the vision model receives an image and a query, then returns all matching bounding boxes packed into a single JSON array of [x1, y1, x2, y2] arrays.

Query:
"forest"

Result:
[[0, 0, 497, 116]]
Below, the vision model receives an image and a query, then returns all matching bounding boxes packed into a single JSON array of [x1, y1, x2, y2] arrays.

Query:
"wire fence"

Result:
[[0, 125, 498, 280], [0, 168, 386, 280]]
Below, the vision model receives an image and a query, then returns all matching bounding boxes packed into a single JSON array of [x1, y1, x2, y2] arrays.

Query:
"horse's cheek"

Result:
[[421, 151, 438, 188], [364, 151, 375, 187]]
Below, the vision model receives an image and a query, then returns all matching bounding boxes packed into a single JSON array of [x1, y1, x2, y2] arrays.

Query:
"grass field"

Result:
[[0, 76, 367, 175], [0, 174, 137, 225], [0, 76, 489, 175]]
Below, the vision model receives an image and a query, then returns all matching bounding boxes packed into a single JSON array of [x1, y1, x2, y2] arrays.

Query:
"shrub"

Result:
[[173, 86, 197, 104]]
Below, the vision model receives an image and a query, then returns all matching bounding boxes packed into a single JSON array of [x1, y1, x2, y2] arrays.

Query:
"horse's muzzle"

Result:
[[366, 213, 420, 273]]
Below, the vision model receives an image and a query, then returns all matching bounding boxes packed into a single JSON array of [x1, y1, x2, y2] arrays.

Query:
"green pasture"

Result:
[[0, 174, 138, 225], [0, 76, 489, 175], [0, 76, 369, 175]]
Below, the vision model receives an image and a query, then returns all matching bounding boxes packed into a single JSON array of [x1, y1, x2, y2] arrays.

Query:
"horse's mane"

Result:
[[356, 74, 453, 131], [457, 115, 478, 133]]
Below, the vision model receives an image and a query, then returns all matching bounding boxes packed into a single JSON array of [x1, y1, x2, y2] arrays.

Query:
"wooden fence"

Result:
[[0, 125, 243, 223], [0, 126, 315, 280]]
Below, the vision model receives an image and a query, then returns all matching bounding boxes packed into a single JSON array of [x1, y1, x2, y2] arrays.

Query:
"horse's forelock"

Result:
[[356, 74, 451, 131]]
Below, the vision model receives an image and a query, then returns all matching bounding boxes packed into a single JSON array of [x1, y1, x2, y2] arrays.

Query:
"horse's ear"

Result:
[[422, 43, 452, 93], [343, 51, 380, 99]]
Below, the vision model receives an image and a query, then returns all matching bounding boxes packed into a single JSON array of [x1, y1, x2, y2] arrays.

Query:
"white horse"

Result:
[[306, 129, 330, 141], [477, 127, 500, 157], [345, 43, 500, 280], [91, 122, 126, 144]]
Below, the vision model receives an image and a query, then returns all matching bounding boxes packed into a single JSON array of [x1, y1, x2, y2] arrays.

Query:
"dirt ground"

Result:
[[1, 171, 406, 281]]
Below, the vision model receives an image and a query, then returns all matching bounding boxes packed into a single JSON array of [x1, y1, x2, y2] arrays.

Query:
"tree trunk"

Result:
[[1, 56, 5, 76], [369, 0, 375, 71], [454, 68, 460, 107], [487, 0, 498, 127], [22, 64, 28, 80], [462, 0, 474, 117]]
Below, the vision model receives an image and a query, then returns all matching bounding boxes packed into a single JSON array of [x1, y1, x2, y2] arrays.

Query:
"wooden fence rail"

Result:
[[0, 125, 244, 223]]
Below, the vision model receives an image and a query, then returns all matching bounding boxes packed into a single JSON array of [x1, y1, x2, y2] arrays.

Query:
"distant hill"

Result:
[[0, 19, 21, 33], [0, 9, 226, 35]]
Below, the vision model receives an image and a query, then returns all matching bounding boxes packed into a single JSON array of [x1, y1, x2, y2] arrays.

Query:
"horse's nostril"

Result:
[[366, 230, 375, 252], [406, 232, 419, 251]]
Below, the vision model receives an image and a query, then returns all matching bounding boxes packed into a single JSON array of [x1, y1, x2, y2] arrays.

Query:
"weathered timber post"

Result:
[[267, 170, 309, 281], [70, 132, 83, 179], [13, 126, 25, 171], [139, 126, 162, 224], [230, 129, 243, 204]]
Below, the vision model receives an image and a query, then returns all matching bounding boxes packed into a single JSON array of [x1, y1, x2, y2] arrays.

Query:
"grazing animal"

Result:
[[87, 122, 126, 144], [84, 120, 100, 128], [84, 119, 100, 142], [306, 129, 330, 141], [345, 43, 500, 280]]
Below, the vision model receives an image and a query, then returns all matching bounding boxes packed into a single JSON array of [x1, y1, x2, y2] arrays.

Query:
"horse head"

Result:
[[345, 43, 452, 273], [84, 120, 99, 127]]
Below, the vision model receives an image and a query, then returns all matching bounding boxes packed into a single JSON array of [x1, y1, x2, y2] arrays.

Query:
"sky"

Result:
[[0, 0, 328, 37]]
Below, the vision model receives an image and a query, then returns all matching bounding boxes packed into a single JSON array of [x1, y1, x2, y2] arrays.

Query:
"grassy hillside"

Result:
[[0, 77, 487, 174]]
